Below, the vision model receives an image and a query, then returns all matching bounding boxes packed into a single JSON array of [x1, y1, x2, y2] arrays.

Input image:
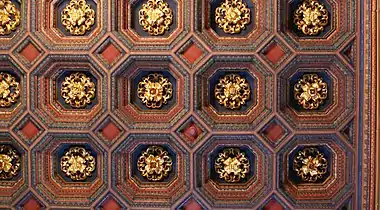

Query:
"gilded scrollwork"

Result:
[[61, 72, 96, 109], [137, 146, 173, 181], [139, 0, 173, 36], [0, 0, 20, 35], [0, 72, 20, 108], [293, 0, 329, 36], [0, 145, 21, 180], [60, 147, 96, 181], [214, 74, 250, 110], [61, 0, 96, 36], [137, 73, 173, 109], [294, 73, 328, 110], [293, 147, 328, 182], [215, 0, 250, 34], [214, 148, 250, 183]]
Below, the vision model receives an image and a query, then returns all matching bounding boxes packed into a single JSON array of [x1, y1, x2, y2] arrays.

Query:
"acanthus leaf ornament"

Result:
[[61, 0, 96, 36], [137, 73, 173, 109], [139, 0, 173, 36], [214, 148, 250, 183], [214, 74, 250, 110], [0, 0, 20, 35], [61, 72, 96, 109], [137, 146, 173, 181], [215, 0, 251, 34], [0, 72, 20, 108], [293, 147, 328, 182], [293, 0, 329, 36], [0, 145, 21, 180], [60, 147, 96, 181], [294, 73, 328, 110]]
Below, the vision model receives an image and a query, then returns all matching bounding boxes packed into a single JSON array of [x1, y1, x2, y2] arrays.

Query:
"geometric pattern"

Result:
[[0, 0, 377, 209]]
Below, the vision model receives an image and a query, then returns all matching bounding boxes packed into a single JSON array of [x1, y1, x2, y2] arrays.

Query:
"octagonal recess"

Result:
[[130, 0, 178, 38], [277, 134, 354, 209], [0, 0, 27, 50], [56, 0, 98, 36], [194, 135, 272, 209], [31, 133, 108, 207], [111, 133, 190, 208], [30, 55, 107, 129], [0, 133, 28, 206], [111, 56, 190, 129], [194, 0, 273, 51], [0, 56, 27, 129], [31, 0, 107, 50], [277, 55, 354, 130], [277, 0, 356, 50], [194, 55, 273, 130], [113, 0, 190, 50]]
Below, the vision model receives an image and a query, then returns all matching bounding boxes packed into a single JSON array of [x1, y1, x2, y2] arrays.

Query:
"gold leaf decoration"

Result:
[[61, 72, 96, 108], [60, 147, 96, 181], [61, 0, 96, 35], [293, 0, 329, 35], [294, 73, 328, 110], [137, 73, 173, 109], [215, 0, 250, 34], [214, 74, 250, 110], [137, 146, 173, 181], [139, 0, 173, 36], [215, 148, 250, 183]]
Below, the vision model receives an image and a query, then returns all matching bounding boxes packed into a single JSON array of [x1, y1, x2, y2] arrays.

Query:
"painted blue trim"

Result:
[[358, 0, 365, 208]]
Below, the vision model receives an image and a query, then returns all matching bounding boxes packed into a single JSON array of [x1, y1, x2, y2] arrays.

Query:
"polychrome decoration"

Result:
[[215, 0, 250, 34], [137, 146, 173, 181], [139, 0, 173, 36], [60, 72, 96, 108], [214, 74, 250, 110], [61, 0, 96, 35], [293, 0, 328, 35], [60, 146, 96, 181], [0, 0, 20, 35], [0, 72, 20, 108]]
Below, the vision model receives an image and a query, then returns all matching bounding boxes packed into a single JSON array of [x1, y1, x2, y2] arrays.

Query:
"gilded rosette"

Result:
[[137, 73, 173, 109], [60, 147, 96, 181], [214, 148, 250, 183], [0, 145, 21, 180], [137, 146, 173, 181], [294, 73, 328, 110], [0, 72, 20, 108], [214, 74, 250, 110], [293, 0, 328, 35], [0, 0, 20, 35], [61, 0, 96, 35], [139, 0, 173, 36], [61, 72, 96, 108], [215, 0, 250, 34], [293, 147, 328, 182]]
